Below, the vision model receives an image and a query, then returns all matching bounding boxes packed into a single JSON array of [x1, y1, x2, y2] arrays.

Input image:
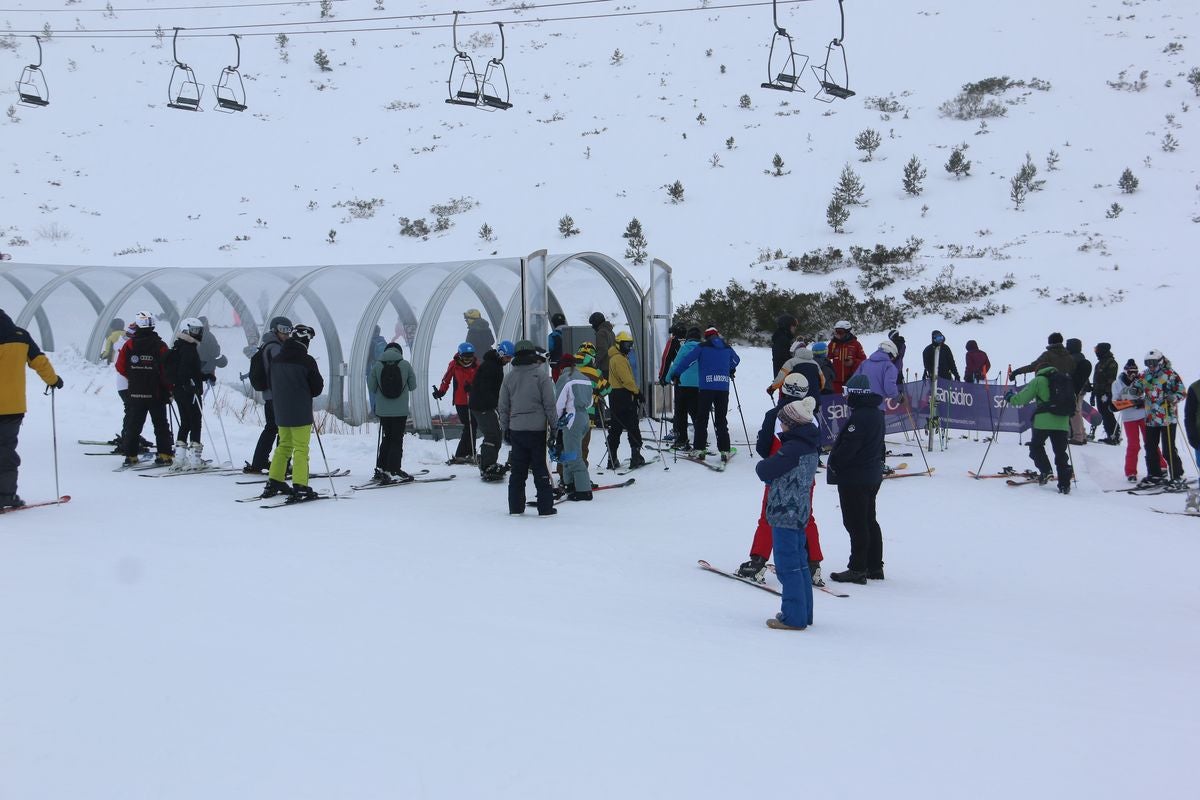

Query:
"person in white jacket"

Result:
[[1112, 358, 1167, 483]]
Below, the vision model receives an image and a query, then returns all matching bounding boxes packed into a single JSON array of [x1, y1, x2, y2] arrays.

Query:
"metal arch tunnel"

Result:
[[0, 252, 672, 433]]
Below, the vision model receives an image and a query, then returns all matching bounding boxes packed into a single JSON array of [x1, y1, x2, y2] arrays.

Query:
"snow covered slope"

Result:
[[1, 0, 1199, 797]]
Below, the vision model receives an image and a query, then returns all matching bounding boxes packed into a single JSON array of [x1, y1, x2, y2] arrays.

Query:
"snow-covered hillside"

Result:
[[2, 1, 1199, 798]]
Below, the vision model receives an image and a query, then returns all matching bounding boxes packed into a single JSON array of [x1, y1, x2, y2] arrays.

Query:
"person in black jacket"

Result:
[[1066, 338, 1092, 445], [827, 374, 886, 585], [264, 325, 324, 500], [471, 344, 512, 481], [1091, 342, 1120, 444], [167, 317, 215, 467], [243, 316, 291, 474], [921, 330, 960, 381], [196, 316, 228, 375], [771, 314, 798, 375]]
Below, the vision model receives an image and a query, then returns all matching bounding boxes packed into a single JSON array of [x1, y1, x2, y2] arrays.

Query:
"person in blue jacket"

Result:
[[666, 326, 741, 462], [661, 326, 702, 451], [755, 396, 821, 630], [827, 374, 886, 584]]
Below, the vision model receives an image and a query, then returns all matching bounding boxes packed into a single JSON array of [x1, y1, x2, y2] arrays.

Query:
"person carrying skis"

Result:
[[99, 318, 125, 364], [666, 326, 741, 464], [1091, 342, 1120, 445], [853, 340, 900, 407], [547, 312, 569, 381], [471, 340, 512, 482], [922, 330, 960, 381], [963, 340, 991, 383], [755, 396, 821, 630], [116, 312, 175, 467], [827, 321, 866, 393], [827, 374, 887, 584], [167, 317, 215, 468], [498, 339, 558, 516], [1112, 358, 1166, 483], [1130, 350, 1186, 490], [588, 312, 616, 377], [1065, 338, 1093, 445], [463, 308, 495, 354], [1004, 365, 1074, 494], [0, 307, 61, 509], [367, 341, 416, 484], [554, 353, 595, 500], [1009, 332, 1074, 382], [605, 330, 645, 469], [771, 313, 799, 375], [662, 326, 701, 451], [263, 325, 324, 501], [244, 316, 291, 475], [738, 372, 826, 587], [433, 343, 479, 464]]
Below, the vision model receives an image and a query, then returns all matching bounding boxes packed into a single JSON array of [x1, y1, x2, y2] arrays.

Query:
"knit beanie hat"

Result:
[[845, 374, 872, 394], [781, 372, 809, 398], [779, 397, 818, 427], [811, 341, 828, 354], [559, 353, 575, 368], [1048, 332, 1064, 345], [1123, 358, 1138, 372], [704, 326, 720, 339]]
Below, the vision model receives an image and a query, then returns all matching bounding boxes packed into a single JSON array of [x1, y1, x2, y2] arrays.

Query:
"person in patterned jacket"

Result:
[[1130, 350, 1186, 489]]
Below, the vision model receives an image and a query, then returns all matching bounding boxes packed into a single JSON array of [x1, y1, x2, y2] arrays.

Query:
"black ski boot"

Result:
[[289, 484, 319, 502], [1136, 475, 1165, 490], [830, 569, 869, 585], [867, 567, 886, 580], [261, 479, 293, 499], [0, 494, 26, 509], [1037, 471, 1053, 486], [737, 554, 768, 582], [568, 490, 593, 501], [628, 450, 647, 469]]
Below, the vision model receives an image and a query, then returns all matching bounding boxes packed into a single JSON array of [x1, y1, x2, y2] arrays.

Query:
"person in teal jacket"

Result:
[[367, 343, 417, 483], [554, 354, 595, 500], [1005, 365, 1073, 494]]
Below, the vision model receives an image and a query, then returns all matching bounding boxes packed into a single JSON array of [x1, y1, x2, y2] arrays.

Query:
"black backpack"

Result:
[[247, 343, 270, 391], [1039, 371, 1076, 416], [378, 360, 405, 399]]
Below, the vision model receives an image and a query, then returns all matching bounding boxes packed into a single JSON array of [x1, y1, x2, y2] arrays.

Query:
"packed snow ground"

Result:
[[3, 348, 1199, 799], [3, 0, 1200, 796]]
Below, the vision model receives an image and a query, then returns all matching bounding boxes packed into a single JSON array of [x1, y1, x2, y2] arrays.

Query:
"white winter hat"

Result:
[[779, 397, 818, 427], [781, 372, 810, 398]]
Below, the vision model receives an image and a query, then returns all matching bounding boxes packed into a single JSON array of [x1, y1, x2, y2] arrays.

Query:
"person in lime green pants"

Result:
[[262, 324, 324, 500]]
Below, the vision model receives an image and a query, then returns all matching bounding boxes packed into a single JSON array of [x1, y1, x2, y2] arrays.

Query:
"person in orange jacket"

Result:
[[433, 342, 480, 464], [827, 320, 866, 393]]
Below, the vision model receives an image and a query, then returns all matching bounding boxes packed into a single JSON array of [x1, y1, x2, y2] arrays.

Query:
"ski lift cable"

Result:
[[7, 0, 819, 39], [0, 0, 356, 12], [0, 0, 614, 21]]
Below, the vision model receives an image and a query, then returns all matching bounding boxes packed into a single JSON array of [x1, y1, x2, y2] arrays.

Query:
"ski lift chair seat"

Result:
[[18, 91, 48, 107]]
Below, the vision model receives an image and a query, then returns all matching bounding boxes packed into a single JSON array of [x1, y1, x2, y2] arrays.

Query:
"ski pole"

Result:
[[311, 423, 339, 499], [641, 394, 670, 471], [730, 376, 754, 460], [595, 399, 619, 472], [973, 372, 1008, 478], [209, 382, 234, 467], [902, 394, 933, 476], [432, 388, 451, 463], [49, 384, 60, 501], [197, 390, 221, 467]]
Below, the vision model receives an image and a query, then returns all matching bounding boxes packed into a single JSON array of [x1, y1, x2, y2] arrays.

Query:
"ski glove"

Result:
[[52, 377, 64, 389], [432, 388, 446, 400], [1004, 390, 1016, 403], [204, 373, 217, 385]]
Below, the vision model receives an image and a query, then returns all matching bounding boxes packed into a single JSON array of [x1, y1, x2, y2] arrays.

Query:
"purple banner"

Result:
[[816, 379, 1033, 445]]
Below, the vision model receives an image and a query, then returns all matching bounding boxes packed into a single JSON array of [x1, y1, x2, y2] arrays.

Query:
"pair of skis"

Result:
[[235, 468, 351, 485], [697, 560, 849, 598], [526, 477, 637, 506], [0, 496, 71, 515]]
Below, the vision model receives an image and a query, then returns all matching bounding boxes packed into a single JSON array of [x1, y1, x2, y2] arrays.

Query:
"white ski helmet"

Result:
[[179, 317, 203, 336], [834, 320, 852, 332], [134, 311, 155, 329], [878, 340, 898, 358], [1144, 349, 1165, 368]]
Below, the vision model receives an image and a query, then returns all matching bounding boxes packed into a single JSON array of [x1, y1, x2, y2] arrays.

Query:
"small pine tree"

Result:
[[666, 180, 685, 203], [314, 49, 332, 72], [1046, 149, 1060, 171], [1009, 175, 1028, 210], [1118, 167, 1139, 193], [827, 196, 850, 233], [558, 215, 580, 237], [902, 155, 927, 196], [319, 0, 333, 18], [327, 228, 337, 244], [834, 164, 865, 206], [945, 146, 971, 178], [623, 218, 649, 265], [1105, 202, 1123, 219], [1161, 133, 1179, 152], [855, 128, 882, 161], [1017, 152, 1045, 191], [725, 136, 735, 150], [478, 223, 494, 242], [739, 94, 752, 109], [696, 112, 706, 125], [611, 49, 624, 65], [1188, 67, 1200, 97], [767, 153, 790, 177]]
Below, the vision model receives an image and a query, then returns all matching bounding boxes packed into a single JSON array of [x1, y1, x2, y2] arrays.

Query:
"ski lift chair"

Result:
[[761, 0, 807, 92], [16, 36, 49, 107], [446, 11, 482, 107], [214, 34, 247, 112], [167, 28, 204, 111], [478, 22, 513, 110], [811, 0, 855, 101]]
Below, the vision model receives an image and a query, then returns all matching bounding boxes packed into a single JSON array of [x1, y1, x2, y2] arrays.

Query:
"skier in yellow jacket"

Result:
[[0, 308, 61, 508]]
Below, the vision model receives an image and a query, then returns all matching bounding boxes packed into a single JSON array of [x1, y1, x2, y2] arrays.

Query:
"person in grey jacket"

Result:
[[498, 339, 558, 516], [244, 316, 291, 474], [553, 354, 595, 501], [264, 325, 324, 501], [367, 342, 417, 484]]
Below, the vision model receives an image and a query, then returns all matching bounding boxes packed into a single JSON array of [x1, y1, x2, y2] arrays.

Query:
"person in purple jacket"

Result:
[[852, 340, 900, 408], [964, 340, 992, 383]]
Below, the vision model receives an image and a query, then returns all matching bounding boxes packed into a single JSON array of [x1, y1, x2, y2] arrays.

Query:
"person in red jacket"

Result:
[[737, 372, 826, 586], [964, 340, 992, 383], [433, 342, 480, 464], [116, 311, 175, 467], [827, 321, 866, 393]]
